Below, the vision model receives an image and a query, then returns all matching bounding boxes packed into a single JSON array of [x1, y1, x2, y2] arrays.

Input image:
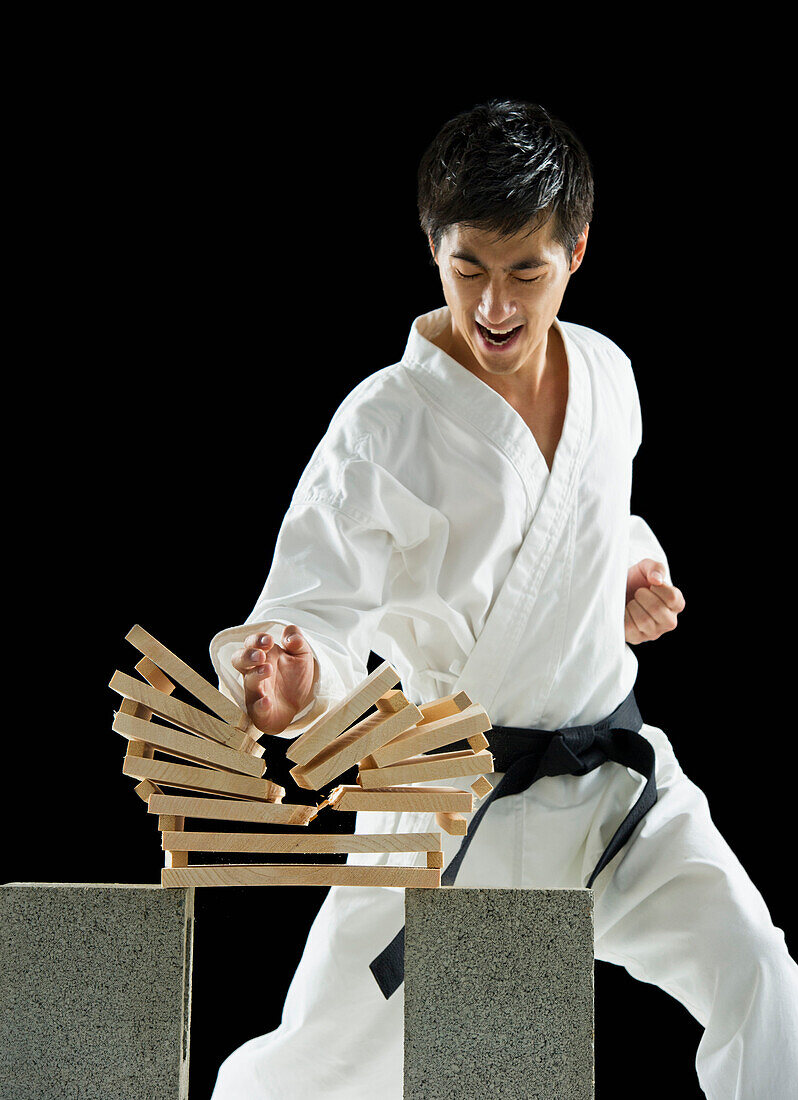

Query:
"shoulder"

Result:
[[559, 320, 643, 449], [559, 318, 638, 400], [291, 360, 426, 510], [329, 362, 421, 430], [313, 360, 427, 465], [558, 318, 632, 371]]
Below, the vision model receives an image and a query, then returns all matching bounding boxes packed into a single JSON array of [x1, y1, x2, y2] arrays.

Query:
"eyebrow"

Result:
[[451, 250, 548, 271]]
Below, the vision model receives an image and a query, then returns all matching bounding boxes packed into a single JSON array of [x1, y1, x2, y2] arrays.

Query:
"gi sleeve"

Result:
[[209, 441, 412, 738], [628, 514, 671, 584], [626, 353, 672, 584]]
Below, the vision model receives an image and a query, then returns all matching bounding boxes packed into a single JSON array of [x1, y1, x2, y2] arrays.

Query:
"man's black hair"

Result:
[[417, 99, 594, 262]]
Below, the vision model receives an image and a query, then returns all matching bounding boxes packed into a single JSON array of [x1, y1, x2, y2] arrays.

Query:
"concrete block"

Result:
[[1, 883, 194, 1100], [404, 887, 594, 1100]]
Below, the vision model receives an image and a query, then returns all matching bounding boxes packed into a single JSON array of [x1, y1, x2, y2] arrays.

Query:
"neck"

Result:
[[437, 319, 560, 406]]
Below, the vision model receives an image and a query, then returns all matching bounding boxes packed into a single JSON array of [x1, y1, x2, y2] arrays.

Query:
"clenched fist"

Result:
[[625, 559, 685, 645]]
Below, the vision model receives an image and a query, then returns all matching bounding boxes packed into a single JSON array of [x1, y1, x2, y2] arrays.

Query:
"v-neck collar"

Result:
[[401, 306, 590, 505], [401, 307, 593, 715]]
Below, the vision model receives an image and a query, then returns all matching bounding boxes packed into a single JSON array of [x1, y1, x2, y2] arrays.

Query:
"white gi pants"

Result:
[[211, 724, 798, 1099]]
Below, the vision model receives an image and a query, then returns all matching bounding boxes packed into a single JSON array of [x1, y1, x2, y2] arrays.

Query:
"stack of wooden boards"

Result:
[[110, 626, 494, 889]]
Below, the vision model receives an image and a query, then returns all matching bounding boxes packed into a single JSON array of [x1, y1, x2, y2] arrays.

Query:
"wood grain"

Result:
[[126, 623, 249, 729], [161, 863, 441, 888], [285, 662, 400, 765]]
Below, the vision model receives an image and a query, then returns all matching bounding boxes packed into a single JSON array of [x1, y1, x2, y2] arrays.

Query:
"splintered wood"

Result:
[[112, 628, 494, 888]]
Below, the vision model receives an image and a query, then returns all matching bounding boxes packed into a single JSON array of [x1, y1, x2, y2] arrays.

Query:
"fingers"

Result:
[[241, 655, 274, 704], [232, 627, 310, 671], [280, 624, 310, 654], [626, 583, 684, 641], [646, 561, 667, 586], [626, 593, 661, 640], [624, 605, 648, 645], [229, 626, 313, 736], [647, 583, 686, 615], [634, 558, 667, 586], [241, 651, 276, 726], [231, 632, 276, 676]]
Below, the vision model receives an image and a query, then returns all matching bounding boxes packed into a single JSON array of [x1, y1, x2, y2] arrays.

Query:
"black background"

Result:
[[8, 25, 793, 1099]]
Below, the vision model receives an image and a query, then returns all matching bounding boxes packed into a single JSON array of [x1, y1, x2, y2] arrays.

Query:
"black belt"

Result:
[[369, 690, 657, 999]]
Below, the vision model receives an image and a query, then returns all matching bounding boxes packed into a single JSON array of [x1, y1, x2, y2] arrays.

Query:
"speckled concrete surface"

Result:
[[404, 888, 594, 1099], [1, 884, 193, 1100]]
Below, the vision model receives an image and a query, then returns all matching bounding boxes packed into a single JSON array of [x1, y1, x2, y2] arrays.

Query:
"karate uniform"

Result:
[[209, 307, 798, 1099]]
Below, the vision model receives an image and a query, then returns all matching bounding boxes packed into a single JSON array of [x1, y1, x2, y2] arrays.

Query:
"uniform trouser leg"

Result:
[[212, 724, 798, 1099], [210, 882, 406, 1099], [590, 726, 798, 1100], [209, 798, 521, 1100]]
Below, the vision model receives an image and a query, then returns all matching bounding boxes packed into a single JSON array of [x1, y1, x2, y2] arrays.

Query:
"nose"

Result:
[[478, 278, 517, 326]]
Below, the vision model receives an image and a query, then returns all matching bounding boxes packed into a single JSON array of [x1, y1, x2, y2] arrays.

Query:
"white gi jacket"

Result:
[[209, 307, 798, 1100], [211, 305, 668, 729]]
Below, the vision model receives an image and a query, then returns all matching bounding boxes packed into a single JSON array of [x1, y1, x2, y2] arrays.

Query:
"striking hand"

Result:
[[232, 625, 316, 733]]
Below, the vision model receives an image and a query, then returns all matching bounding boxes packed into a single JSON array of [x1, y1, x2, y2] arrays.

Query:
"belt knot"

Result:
[[539, 723, 602, 777]]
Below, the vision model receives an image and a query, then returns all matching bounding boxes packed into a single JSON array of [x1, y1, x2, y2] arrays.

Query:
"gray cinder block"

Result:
[[404, 888, 594, 1100], [0, 883, 194, 1100]]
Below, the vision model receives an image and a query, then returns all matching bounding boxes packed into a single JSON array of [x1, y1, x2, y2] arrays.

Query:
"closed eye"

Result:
[[454, 269, 542, 284]]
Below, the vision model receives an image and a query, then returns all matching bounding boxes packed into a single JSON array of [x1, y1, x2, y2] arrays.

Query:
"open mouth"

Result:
[[476, 321, 523, 349]]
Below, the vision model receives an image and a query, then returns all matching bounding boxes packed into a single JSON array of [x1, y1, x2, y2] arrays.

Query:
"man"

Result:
[[209, 100, 798, 1098]]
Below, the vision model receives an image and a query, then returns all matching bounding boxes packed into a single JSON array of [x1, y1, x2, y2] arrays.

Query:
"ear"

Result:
[[428, 233, 438, 265], [570, 225, 589, 273]]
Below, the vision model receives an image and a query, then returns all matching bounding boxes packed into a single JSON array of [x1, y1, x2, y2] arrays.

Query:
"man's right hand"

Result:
[[231, 625, 316, 734]]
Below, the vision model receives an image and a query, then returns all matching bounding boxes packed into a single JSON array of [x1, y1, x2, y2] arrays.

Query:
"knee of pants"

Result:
[[601, 847, 790, 986], [647, 863, 793, 1015]]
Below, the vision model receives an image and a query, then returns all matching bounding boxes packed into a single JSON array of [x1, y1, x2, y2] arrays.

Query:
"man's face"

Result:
[[431, 218, 587, 380]]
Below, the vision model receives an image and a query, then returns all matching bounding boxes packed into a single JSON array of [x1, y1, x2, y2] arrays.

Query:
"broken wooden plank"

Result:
[[470, 775, 494, 800], [134, 655, 176, 695], [125, 624, 249, 730], [417, 690, 472, 724], [118, 696, 153, 722], [436, 812, 468, 835], [133, 778, 163, 803], [109, 669, 251, 751], [290, 695, 423, 790], [122, 755, 284, 802], [324, 785, 474, 813], [285, 662, 400, 765], [370, 704, 492, 767], [113, 710, 266, 778], [358, 749, 494, 789], [375, 689, 409, 714], [147, 794, 313, 825]]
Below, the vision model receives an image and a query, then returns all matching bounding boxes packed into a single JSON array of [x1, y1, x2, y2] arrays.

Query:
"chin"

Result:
[[474, 349, 525, 374]]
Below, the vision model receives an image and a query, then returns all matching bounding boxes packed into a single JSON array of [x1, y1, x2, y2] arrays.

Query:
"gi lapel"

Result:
[[453, 324, 591, 716]]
